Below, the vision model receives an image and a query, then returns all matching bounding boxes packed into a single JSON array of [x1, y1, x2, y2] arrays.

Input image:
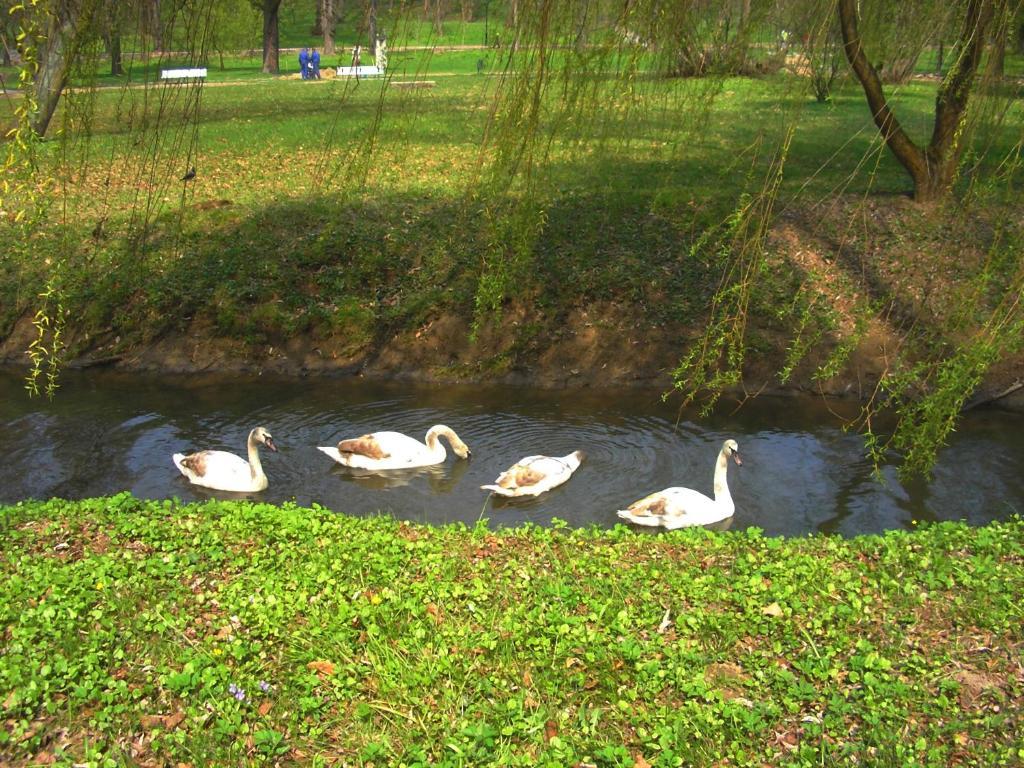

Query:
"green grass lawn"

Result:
[[1, 63, 1020, 365], [2, 496, 1022, 767]]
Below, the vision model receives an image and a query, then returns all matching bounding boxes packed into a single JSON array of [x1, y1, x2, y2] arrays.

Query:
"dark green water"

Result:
[[2, 369, 1021, 536]]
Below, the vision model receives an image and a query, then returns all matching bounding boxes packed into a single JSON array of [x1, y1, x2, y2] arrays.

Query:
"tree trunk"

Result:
[[321, 0, 336, 55], [31, 2, 81, 137], [145, 0, 162, 51], [108, 32, 122, 76], [369, 0, 378, 51], [261, 0, 282, 74], [434, 0, 444, 35], [986, 8, 1007, 79], [926, 0, 994, 191], [1, 30, 13, 67], [838, 0, 995, 202]]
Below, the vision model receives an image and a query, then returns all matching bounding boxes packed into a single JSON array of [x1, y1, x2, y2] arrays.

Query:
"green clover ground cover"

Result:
[[1, 494, 1022, 766]]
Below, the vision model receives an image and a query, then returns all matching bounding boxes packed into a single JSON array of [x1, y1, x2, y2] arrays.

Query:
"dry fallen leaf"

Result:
[[633, 753, 652, 768], [544, 720, 558, 742], [258, 700, 272, 716], [307, 660, 336, 677], [140, 712, 184, 730], [762, 602, 784, 617]]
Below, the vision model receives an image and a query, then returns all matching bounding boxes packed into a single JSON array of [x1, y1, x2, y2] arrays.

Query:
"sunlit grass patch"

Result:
[[2, 495, 1022, 766]]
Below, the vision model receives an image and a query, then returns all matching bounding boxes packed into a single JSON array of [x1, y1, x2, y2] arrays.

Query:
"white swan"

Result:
[[617, 439, 741, 529], [318, 425, 471, 470], [482, 451, 585, 498], [173, 426, 278, 493]]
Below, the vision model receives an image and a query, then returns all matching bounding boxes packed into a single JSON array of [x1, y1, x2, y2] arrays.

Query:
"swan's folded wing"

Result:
[[198, 450, 252, 479], [337, 434, 390, 460], [623, 491, 670, 517], [500, 463, 547, 488], [178, 450, 209, 477]]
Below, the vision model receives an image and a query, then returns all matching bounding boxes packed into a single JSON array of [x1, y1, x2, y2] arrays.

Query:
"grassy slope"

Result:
[[1, 495, 1022, 766], [7, 67, 1018, 372]]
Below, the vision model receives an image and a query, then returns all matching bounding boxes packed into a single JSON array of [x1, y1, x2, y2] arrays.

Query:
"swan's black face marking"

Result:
[[264, 435, 278, 452], [725, 440, 741, 465]]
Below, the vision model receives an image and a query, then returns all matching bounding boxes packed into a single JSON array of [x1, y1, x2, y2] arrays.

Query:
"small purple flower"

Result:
[[258, 680, 271, 692], [228, 683, 238, 695], [228, 683, 246, 701], [234, 689, 246, 701]]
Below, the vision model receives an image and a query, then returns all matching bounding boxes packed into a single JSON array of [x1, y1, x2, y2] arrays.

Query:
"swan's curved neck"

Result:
[[247, 431, 266, 482], [424, 426, 452, 459], [425, 428, 450, 456], [712, 448, 732, 506]]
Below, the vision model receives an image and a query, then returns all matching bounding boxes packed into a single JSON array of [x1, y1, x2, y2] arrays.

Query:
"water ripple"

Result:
[[2, 370, 1022, 536]]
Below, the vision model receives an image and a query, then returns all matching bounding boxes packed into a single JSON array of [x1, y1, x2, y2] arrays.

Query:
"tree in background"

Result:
[[210, 0, 261, 66], [314, 0, 342, 54], [661, 0, 779, 77], [252, 0, 283, 73], [1, 3, 20, 66], [780, 0, 846, 101], [23, 0, 102, 137], [99, 0, 131, 75], [839, 0, 1003, 203], [140, 0, 162, 49]]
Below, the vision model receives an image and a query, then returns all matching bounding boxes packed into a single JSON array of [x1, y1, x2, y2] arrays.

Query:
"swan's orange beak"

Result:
[[265, 436, 279, 452], [732, 451, 742, 466]]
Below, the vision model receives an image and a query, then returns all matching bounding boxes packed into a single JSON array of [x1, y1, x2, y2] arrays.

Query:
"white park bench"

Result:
[[160, 67, 208, 81], [334, 65, 383, 78]]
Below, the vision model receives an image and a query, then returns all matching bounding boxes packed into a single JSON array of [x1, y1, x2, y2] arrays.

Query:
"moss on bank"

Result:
[[2, 495, 1022, 766]]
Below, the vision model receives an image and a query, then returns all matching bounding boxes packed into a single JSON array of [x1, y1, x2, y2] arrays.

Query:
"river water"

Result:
[[2, 369, 1021, 537]]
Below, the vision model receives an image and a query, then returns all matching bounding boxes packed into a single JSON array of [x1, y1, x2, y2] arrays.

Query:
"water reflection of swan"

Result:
[[332, 459, 470, 492], [482, 451, 585, 498], [173, 427, 278, 492], [318, 425, 471, 470], [617, 439, 741, 529]]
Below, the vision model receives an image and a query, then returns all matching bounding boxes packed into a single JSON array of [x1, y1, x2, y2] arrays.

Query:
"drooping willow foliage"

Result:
[[3, 0, 1023, 476], [470, 0, 1024, 476], [5, 0, 229, 394]]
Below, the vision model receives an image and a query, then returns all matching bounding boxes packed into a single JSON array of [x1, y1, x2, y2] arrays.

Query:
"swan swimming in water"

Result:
[[318, 425, 471, 470], [173, 426, 278, 493], [482, 451, 585, 498], [617, 439, 741, 529]]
